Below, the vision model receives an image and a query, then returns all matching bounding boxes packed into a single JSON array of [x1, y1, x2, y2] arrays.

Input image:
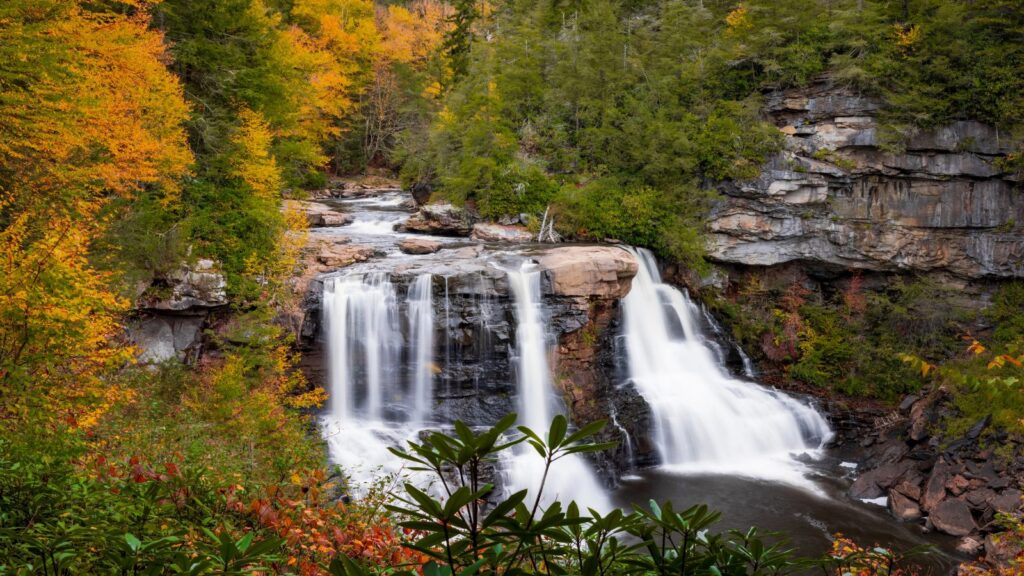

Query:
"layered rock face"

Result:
[[130, 259, 228, 363], [708, 79, 1023, 279]]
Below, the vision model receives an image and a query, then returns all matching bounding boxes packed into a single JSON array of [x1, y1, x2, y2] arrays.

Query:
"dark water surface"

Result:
[[610, 461, 963, 575]]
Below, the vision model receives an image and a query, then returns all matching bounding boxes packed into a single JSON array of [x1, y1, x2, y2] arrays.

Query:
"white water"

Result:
[[407, 274, 434, 425], [621, 248, 832, 485], [321, 273, 436, 493], [505, 262, 611, 509]]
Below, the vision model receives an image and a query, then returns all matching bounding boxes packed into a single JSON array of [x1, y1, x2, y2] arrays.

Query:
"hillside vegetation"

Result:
[[0, 0, 1022, 574]]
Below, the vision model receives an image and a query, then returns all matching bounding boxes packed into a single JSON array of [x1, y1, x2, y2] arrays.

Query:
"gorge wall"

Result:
[[708, 78, 1023, 280]]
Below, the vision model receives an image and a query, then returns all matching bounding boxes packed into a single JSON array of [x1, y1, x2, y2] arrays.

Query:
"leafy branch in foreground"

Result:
[[330, 414, 927, 576]]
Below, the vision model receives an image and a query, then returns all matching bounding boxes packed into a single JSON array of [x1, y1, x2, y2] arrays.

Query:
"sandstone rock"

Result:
[[707, 79, 1024, 280], [317, 244, 374, 268], [398, 238, 442, 255], [470, 223, 533, 243], [399, 204, 473, 236], [893, 479, 922, 501], [930, 499, 977, 536], [536, 246, 638, 299], [889, 490, 922, 522], [292, 200, 353, 227], [144, 259, 228, 312], [130, 315, 205, 364], [964, 488, 997, 509]]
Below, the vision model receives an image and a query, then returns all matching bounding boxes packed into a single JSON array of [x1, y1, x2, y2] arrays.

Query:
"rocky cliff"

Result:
[[708, 78, 1023, 279]]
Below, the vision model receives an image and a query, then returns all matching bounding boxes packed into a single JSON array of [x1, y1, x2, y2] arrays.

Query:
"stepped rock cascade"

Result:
[[504, 262, 611, 510], [621, 249, 833, 478]]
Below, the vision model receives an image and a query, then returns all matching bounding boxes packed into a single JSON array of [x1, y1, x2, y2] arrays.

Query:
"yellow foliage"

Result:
[[725, 4, 753, 34], [894, 24, 922, 48], [234, 109, 285, 200]]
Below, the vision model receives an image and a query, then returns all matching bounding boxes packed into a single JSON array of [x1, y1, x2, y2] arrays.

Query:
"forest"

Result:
[[1, 0, 1022, 574]]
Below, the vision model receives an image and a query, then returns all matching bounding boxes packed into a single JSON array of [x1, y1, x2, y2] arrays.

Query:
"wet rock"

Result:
[[889, 490, 922, 522], [537, 246, 638, 299], [398, 238, 442, 255], [400, 204, 474, 236], [470, 223, 533, 243], [930, 499, 977, 536]]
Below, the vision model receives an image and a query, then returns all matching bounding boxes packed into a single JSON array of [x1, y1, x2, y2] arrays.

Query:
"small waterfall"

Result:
[[621, 249, 832, 479], [407, 274, 434, 425], [505, 262, 610, 509]]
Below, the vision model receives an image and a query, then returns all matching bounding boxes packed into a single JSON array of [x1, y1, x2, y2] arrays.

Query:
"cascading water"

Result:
[[321, 273, 433, 489], [621, 248, 832, 482], [407, 274, 434, 425], [504, 262, 611, 509]]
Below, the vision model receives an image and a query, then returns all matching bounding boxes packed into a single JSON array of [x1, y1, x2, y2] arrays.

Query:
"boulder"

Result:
[[922, 461, 951, 512], [399, 204, 473, 236], [956, 536, 984, 556], [317, 244, 374, 268], [930, 499, 977, 536], [889, 490, 922, 522], [398, 238, 442, 255], [536, 246, 639, 299], [964, 488, 997, 509], [947, 474, 971, 497], [470, 223, 534, 243], [849, 462, 912, 499], [292, 200, 353, 227]]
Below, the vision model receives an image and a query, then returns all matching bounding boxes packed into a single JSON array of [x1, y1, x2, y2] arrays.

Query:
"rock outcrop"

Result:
[[130, 259, 228, 364], [708, 78, 1023, 279]]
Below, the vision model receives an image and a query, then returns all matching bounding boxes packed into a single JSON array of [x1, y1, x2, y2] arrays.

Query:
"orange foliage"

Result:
[[229, 470, 427, 574], [0, 0, 190, 424]]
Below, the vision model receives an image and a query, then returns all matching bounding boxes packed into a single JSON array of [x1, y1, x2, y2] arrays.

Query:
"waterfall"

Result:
[[407, 274, 434, 425], [621, 248, 832, 478], [321, 272, 443, 492], [324, 273, 401, 420], [505, 262, 611, 509]]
